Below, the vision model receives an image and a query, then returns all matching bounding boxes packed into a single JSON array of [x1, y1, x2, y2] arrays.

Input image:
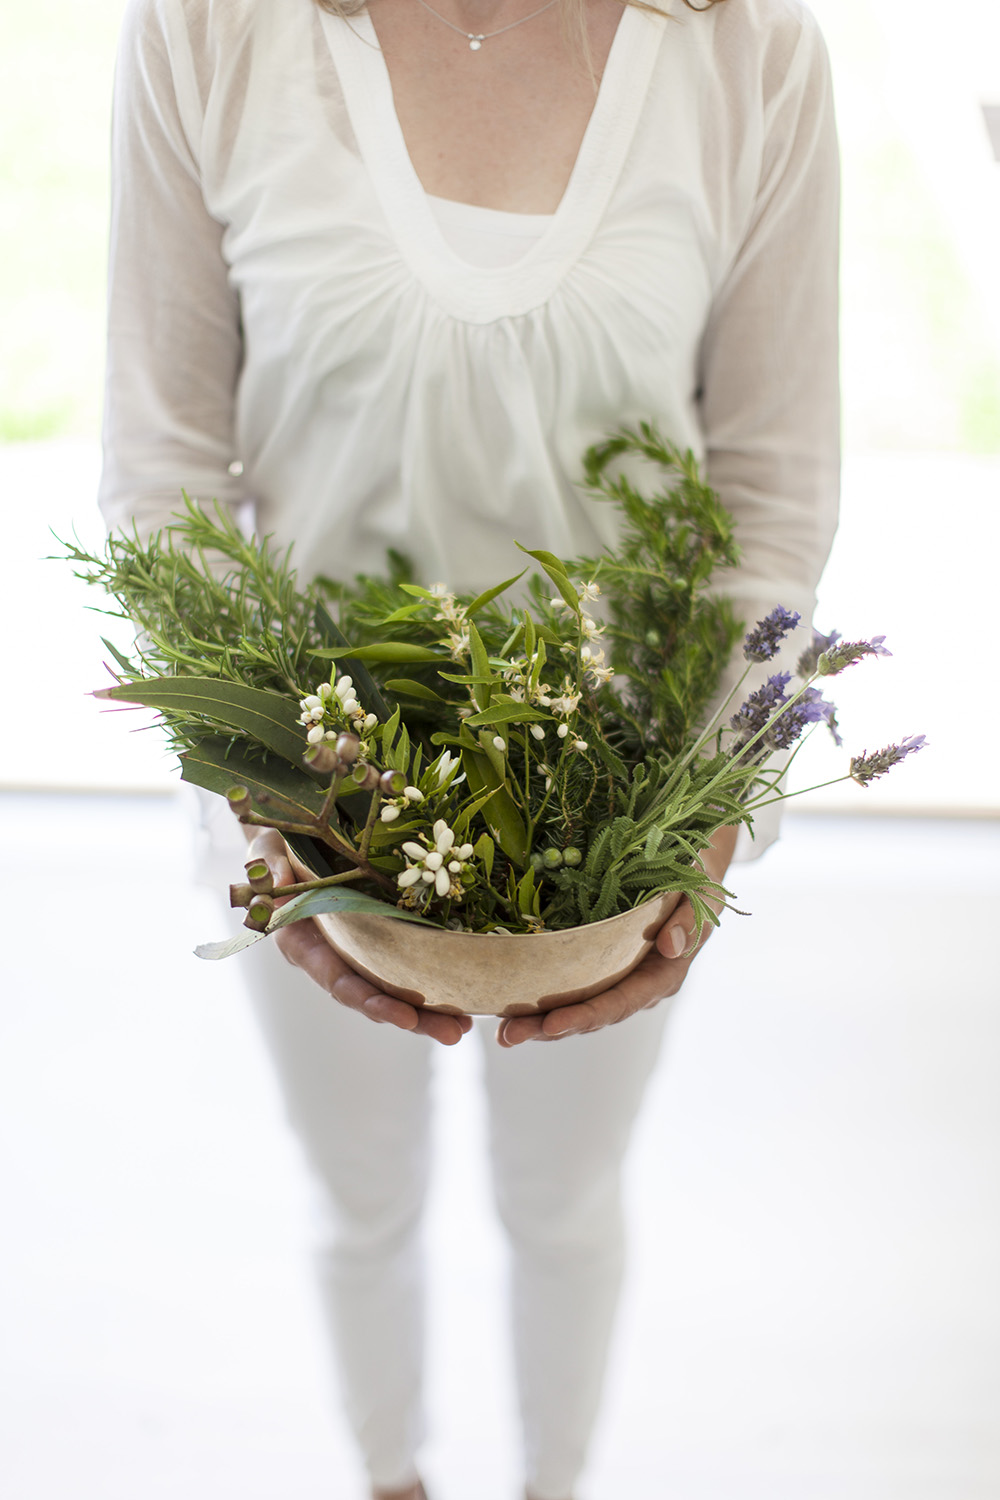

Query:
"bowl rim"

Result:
[[287, 840, 682, 942]]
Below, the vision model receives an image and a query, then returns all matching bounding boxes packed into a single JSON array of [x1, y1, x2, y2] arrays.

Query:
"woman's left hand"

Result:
[[496, 824, 740, 1046]]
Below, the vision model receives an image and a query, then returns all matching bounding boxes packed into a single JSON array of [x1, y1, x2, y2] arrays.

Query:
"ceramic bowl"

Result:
[[286, 845, 681, 1018]]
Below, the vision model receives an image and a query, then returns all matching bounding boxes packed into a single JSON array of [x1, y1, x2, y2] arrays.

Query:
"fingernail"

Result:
[[668, 925, 688, 958], [546, 1025, 577, 1038]]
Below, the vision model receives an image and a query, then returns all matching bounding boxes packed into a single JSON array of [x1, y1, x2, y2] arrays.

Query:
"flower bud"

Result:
[[457, 844, 474, 861], [336, 732, 361, 763], [244, 894, 275, 931], [380, 804, 401, 823], [403, 786, 424, 803], [530, 724, 545, 741], [244, 859, 274, 894], [557, 723, 569, 738], [318, 682, 333, 700], [226, 785, 252, 816], [380, 769, 406, 796], [397, 867, 422, 889], [362, 712, 379, 732], [303, 741, 338, 774], [334, 675, 354, 698], [307, 724, 325, 745], [425, 851, 444, 871], [562, 847, 582, 868], [435, 867, 451, 897]]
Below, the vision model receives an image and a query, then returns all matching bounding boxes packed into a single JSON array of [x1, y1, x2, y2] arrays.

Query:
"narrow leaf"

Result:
[[384, 677, 447, 703], [464, 568, 528, 616], [313, 641, 444, 664]]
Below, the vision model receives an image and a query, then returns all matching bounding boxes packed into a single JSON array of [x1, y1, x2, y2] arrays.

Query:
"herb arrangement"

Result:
[[63, 425, 924, 957]]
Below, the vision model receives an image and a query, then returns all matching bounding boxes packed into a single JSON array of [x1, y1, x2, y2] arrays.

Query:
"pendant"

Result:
[[468, 34, 484, 49]]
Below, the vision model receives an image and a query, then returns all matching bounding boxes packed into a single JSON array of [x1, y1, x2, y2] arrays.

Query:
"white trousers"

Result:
[[239, 930, 675, 1499]]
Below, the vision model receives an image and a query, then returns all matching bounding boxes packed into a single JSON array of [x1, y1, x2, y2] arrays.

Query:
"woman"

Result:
[[99, 0, 840, 1495]]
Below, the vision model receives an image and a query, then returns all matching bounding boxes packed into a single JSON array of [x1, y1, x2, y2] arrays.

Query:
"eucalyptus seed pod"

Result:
[[335, 732, 361, 763], [226, 785, 252, 816], [303, 741, 338, 774], [351, 761, 381, 791], [562, 847, 583, 868], [244, 894, 275, 931], [229, 882, 254, 909], [380, 768, 406, 796], [244, 858, 274, 894]]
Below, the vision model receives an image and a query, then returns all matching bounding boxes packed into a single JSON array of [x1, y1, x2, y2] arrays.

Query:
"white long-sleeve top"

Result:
[[99, 0, 841, 860]]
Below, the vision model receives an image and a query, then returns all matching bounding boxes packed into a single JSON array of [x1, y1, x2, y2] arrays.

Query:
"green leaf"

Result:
[[523, 610, 536, 660], [179, 737, 327, 822], [384, 677, 447, 703], [463, 699, 550, 727], [461, 748, 528, 866], [376, 603, 427, 624], [100, 636, 135, 674], [464, 568, 528, 615], [195, 883, 439, 959], [515, 542, 580, 610], [397, 583, 440, 600], [313, 641, 444, 664], [473, 831, 495, 881], [515, 865, 538, 915], [95, 675, 308, 765], [467, 619, 493, 709]]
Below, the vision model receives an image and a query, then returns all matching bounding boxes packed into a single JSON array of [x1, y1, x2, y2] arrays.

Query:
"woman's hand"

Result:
[[496, 824, 740, 1047], [246, 829, 473, 1047]]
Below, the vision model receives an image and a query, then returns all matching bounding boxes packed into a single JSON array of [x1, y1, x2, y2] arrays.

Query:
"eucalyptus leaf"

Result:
[[196, 883, 439, 960], [96, 675, 308, 764], [179, 737, 327, 822]]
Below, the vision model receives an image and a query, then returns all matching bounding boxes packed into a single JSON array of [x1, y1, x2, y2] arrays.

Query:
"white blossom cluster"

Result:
[[397, 820, 476, 903], [429, 582, 471, 662], [379, 784, 424, 823], [551, 580, 615, 690], [298, 675, 378, 743]]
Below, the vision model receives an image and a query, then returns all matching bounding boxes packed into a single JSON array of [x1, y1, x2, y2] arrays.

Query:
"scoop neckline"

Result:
[[318, 4, 668, 323]]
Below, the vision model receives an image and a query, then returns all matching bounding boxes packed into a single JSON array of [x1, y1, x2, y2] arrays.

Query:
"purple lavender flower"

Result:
[[850, 734, 927, 786], [816, 635, 892, 676], [764, 687, 842, 751], [796, 627, 841, 679], [743, 606, 801, 663], [729, 672, 791, 750]]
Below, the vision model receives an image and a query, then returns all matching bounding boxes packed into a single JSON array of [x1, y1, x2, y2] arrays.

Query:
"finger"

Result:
[[497, 945, 693, 1047], [275, 921, 470, 1046], [246, 828, 295, 895]]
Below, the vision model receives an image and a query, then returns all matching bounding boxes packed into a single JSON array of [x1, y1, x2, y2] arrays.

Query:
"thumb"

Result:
[[245, 828, 295, 901], [655, 897, 698, 961]]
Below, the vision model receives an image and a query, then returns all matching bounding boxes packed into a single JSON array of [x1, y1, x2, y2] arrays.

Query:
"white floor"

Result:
[[1, 795, 998, 1500]]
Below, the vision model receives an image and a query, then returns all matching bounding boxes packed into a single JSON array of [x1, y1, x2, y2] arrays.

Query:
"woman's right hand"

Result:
[[247, 828, 472, 1046]]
